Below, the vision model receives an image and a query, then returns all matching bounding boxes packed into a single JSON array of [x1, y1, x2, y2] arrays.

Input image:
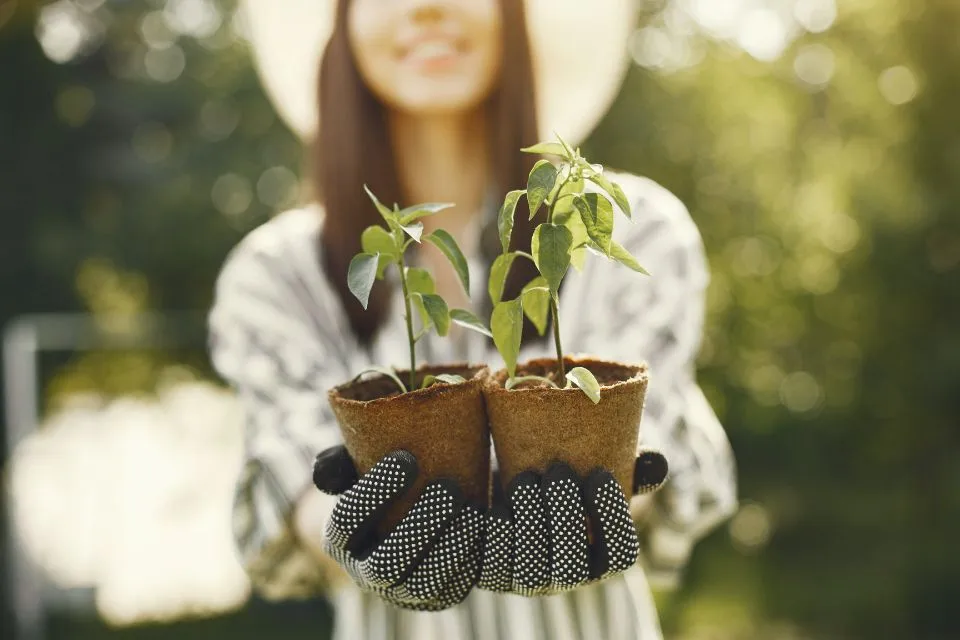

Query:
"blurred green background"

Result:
[[1, 0, 957, 638]]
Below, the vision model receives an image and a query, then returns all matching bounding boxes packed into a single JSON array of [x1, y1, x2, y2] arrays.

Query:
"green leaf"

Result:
[[574, 193, 614, 252], [356, 365, 407, 394], [401, 221, 424, 243], [555, 208, 589, 272], [347, 253, 379, 309], [577, 158, 604, 178], [588, 173, 631, 218], [555, 132, 576, 159], [425, 229, 470, 294], [398, 202, 455, 224], [411, 294, 432, 332], [488, 252, 517, 304], [450, 308, 493, 338], [520, 141, 568, 158], [405, 267, 435, 294], [608, 240, 650, 275], [414, 293, 450, 336], [498, 190, 524, 253], [361, 225, 397, 257], [550, 175, 584, 220], [521, 278, 550, 336], [566, 367, 601, 404], [526, 160, 558, 219], [361, 226, 397, 278], [363, 185, 396, 224], [570, 246, 588, 271], [491, 298, 523, 378], [421, 373, 467, 388], [532, 223, 573, 295]]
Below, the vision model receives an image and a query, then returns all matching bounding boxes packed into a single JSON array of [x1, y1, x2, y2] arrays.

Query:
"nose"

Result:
[[408, 0, 445, 24]]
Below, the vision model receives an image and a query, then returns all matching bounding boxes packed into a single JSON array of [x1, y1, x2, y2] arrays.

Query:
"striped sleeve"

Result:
[[208, 215, 350, 599], [572, 174, 738, 589]]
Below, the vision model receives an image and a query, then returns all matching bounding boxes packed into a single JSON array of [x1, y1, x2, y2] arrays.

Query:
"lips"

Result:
[[399, 36, 468, 67]]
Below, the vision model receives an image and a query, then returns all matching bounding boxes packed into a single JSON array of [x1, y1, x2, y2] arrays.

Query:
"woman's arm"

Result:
[[570, 174, 738, 589], [208, 217, 353, 598]]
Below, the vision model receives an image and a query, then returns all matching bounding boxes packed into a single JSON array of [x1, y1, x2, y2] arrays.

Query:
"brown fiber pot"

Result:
[[328, 364, 491, 533], [484, 357, 648, 496]]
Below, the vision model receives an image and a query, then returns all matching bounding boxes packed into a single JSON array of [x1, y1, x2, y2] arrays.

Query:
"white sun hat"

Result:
[[239, 0, 636, 145]]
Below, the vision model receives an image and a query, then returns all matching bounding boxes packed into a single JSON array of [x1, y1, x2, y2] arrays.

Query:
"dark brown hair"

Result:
[[315, 0, 541, 346]]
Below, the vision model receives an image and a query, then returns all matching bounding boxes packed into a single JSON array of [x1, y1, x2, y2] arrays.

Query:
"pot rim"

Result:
[[329, 362, 489, 407], [485, 356, 648, 396]]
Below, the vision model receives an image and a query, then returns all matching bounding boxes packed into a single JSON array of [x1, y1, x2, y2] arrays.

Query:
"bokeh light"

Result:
[[878, 65, 919, 105], [3, 0, 957, 637]]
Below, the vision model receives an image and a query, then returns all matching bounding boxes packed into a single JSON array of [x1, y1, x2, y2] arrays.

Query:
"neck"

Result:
[[388, 109, 489, 224]]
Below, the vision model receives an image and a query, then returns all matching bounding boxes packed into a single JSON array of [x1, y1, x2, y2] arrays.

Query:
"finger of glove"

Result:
[[322, 536, 367, 587], [313, 445, 360, 495], [406, 504, 484, 603], [478, 505, 513, 592], [632, 449, 669, 495], [542, 462, 589, 590], [507, 471, 550, 596], [326, 450, 418, 554], [381, 592, 453, 612], [584, 469, 640, 580], [434, 529, 482, 608], [363, 479, 464, 588]]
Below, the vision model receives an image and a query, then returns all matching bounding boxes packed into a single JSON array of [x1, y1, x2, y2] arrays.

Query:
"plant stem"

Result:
[[397, 254, 417, 391], [550, 297, 566, 380], [547, 171, 574, 224], [516, 250, 536, 263], [546, 164, 573, 379], [506, 375, 560, 390]]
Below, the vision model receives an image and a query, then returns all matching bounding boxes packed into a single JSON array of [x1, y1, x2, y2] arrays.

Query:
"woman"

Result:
[[209, 0, 737, 637]]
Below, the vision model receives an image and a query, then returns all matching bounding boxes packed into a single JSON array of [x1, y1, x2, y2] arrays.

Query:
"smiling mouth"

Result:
[[399, 38, 469, 67]]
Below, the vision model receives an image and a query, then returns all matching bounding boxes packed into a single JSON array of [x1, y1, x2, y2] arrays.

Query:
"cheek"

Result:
[[469, 0, 503, 90], [471, 10, 503, 96], [347, 1, 396, 91]]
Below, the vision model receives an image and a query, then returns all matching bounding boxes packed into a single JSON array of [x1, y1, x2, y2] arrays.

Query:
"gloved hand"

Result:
[[313, 446, 484, 611], [479, 450, 669, 595]]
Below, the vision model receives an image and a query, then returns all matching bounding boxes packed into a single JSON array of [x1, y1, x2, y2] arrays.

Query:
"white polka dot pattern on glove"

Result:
[[478, 506, 512, 592], [479, 460, 652, 597], [543, 464, 589, 589], [407, 505, 483, 602], [365, 481, 461, 587], [585, 469, 640, 579], [509, 472, 550, 595], [315, 447, 484, 611], [325, 451, 415, 551]]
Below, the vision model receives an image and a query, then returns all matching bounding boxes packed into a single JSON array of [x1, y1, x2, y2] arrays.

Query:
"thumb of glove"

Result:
[[632, 449, 669, 495], [313, 444, 360, 495]]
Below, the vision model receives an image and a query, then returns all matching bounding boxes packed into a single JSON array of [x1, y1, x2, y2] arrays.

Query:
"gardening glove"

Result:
[[479, 449, 669, 596], [312, 445, 484, 611]]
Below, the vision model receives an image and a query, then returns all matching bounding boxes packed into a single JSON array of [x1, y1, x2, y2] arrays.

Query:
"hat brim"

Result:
[[239, 0, 635, 145]]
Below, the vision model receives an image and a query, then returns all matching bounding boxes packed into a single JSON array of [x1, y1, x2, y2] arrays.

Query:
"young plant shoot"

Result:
[[490, 135, 649, 403], [347, 187, 493, 394]]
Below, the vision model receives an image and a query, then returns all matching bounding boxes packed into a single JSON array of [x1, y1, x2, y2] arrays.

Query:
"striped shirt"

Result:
[[207, 172, 738, 640]]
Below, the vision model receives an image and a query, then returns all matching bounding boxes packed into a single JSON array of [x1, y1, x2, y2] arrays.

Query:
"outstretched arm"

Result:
[[209, 224, 353, 598]]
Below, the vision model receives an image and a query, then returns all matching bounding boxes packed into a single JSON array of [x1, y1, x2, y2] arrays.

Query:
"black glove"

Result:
[[313, 446, 484, 611], [479, 450, 668, 595]]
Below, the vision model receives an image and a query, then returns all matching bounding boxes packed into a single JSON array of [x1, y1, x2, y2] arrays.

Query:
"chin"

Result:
[[398, 96, 486, 116], [391, 80, 492, 116]]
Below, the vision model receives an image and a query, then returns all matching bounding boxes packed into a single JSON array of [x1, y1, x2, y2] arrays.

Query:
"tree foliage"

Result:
[[1, 0, 958, 638]]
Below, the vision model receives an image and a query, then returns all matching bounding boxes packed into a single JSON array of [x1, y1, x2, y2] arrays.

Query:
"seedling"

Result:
[[489, 135, 649, 403], [347, 187, 493, 393]]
